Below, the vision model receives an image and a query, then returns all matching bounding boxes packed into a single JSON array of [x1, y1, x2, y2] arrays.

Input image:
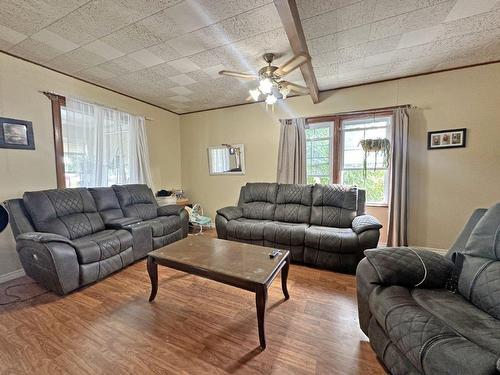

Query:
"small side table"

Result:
[[156, 197, 190, 207]]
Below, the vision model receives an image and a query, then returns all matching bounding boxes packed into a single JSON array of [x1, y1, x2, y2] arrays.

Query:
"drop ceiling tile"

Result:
[[83, 40, 125, 61], [167, 58, 200, 73], [170, 74, 197, 85], [109, 55, 146, 72], [9, 38, 65, 62], [336, 0, 377, 32], [48, 48, 108, 74], [80, 66, 117, 81], [186, 69, 213, 82], [369, 0, 455, 40], [162, 0, 214, 33], [188, 50, 222, 69], [398, 25, 444, 48], [170, 95, 191, 103], [308, 34, 337, 56], [149, 62, 182, 78], [101, 23, 163, 54], [336, 24, 371, 49], [0, 24, 27, 45], [364, 51, 395, 66], [440, 8, 500, 39], [168, 86, 193, 96], [364, 35, 401, 55], [445, 0, 498, 21], [113, 0, 184, 17], [373, 0, 449, 21], [129, 49, 165, 67], [0, 0, 88, 35], [146, 42, 182, 62], [301, 12, 337, 40], [203, 64, 226, 79], [166, 33, 207, 56], [30, 29, 79, 53], [297, 0, 360, 19], [48, 0, 144, 43]]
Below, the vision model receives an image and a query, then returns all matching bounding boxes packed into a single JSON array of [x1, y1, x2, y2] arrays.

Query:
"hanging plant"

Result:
[[359, 138, 391, 178]]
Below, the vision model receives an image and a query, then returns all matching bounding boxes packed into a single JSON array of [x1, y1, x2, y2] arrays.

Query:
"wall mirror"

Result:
[[208, 144, 245, 175]]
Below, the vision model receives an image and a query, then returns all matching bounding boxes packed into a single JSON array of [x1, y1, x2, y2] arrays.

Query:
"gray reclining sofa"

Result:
[[357, 203, 500, 374], [5, 184, 188, 295], [216, 183, 382, 273]]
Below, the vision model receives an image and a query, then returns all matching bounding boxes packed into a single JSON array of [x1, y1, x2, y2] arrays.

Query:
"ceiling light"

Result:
[[259, 78, 273, 94], [249, 88, 260, 101], [265, 94, 277, 105]]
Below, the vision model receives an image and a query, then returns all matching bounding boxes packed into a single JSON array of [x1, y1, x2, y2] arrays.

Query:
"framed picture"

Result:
[[0, 117, 35, 150], [427, 128, 466, 150]]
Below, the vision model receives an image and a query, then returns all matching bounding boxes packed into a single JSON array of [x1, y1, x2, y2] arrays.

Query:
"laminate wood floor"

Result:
[[0, 258, 386, 374]]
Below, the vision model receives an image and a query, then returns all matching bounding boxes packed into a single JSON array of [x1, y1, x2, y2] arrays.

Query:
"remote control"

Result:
[[269, 250, 280, 258]]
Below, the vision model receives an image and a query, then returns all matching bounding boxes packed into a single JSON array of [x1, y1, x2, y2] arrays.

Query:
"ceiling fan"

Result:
[[218, 52, 310, 106]]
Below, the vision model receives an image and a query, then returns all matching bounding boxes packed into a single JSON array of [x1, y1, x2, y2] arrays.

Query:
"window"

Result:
[[305, 112, 392, 205], [61, 98, 152, 188], [305, 122, 333, 184], [340, 115, 392, 204]]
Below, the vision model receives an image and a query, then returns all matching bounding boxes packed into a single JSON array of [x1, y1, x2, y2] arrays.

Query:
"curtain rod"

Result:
[[39, 91, 154, 121], [306, 104, 417, 122]]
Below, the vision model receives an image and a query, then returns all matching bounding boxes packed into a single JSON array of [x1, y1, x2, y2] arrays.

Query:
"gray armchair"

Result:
[[357, 204, 500, 374], [216, 183, 382, 273]]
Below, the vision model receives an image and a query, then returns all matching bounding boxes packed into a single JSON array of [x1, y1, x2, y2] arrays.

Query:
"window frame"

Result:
[[306, 110, 393, 206], [305, 121, 335, 185]]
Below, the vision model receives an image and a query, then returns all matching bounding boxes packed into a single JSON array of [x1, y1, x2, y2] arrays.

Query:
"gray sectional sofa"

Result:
[[216, 183, 382, 273], [357, 203, 500, 374], [5, 184, 188, 295]]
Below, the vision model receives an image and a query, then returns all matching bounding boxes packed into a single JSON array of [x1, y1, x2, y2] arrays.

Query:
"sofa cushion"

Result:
[[23, 188, 104, 239], [412, 288, 500, 355], [263, 221, 308, 246], [239, 183, 277, 220], [274, 184, 312, 223], [72, 229, 133, 264], [369, 285, 499, 374], [465, 202, 500, 259], [310, 184, 358, 228], [457, 254, 500, 320], [143, 215, 181, 237], [89, 187, 124, 224], [113, 184, 158, 220], [226, 218, 270, 241], [305, 225, 358, 253]]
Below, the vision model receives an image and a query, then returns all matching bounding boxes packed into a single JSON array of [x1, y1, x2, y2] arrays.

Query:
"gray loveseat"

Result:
[[357, 203, 500, 374], [5, 184, 188, 295], [216, 183, 382, 273]]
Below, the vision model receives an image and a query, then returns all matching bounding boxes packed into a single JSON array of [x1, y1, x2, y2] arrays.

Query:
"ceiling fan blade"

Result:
[[218, 70, 258, 80], [275, 53, 310, 76], [282, 81, 309, 95]]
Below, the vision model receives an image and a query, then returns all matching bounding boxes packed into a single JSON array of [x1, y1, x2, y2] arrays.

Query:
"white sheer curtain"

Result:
[[209, 148, 230, 173], [61, 98, 153, 188]]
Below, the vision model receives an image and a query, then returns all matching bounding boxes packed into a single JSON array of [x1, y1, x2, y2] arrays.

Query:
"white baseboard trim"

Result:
[[0, 268, 26, 284]]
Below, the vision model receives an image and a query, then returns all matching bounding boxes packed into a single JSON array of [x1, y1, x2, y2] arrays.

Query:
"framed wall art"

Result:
[[0, 117, 35, 150], [427, 128, 466, 150]]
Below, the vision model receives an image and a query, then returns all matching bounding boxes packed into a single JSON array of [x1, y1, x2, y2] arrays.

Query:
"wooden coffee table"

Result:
[[146, 236, 290, 349]]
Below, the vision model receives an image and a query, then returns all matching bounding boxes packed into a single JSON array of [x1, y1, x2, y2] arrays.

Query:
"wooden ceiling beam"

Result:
[[274, 0, 320, 103]]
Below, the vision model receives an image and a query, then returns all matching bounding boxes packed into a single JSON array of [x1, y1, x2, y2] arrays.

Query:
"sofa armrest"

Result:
[[106, 217, 142, 229], [157, 205, 185, 216], [17, 232, 73, 245], [16, 236, 79, 295], [352, 215, 382, 234], [364, 247, 454, 289], [216, 206, 242, 221]]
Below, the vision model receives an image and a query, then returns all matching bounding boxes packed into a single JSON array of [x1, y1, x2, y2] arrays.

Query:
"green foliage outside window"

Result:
[[342, 169, 387, 203]]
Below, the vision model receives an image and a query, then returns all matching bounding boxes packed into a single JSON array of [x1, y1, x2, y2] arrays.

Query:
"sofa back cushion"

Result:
[[274, 184, 312, 223], [23, 188, 104, 239], [112, 184, 158, 220], [457, 203, 500, 320], [89, 187, 124, 224], [310, 184, 358, 228], [239, 183, 277, 220]]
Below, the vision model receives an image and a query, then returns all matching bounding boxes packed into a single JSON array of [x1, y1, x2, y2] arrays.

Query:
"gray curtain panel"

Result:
[[276, 118, 307, 184], [387, 108, 409, 246]]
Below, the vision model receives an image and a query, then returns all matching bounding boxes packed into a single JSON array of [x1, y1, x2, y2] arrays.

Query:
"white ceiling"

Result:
[[0, 0, 499, 114]]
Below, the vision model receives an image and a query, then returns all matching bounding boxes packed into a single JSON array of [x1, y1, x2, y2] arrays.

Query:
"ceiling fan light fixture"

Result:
[[279, 85, 290, 99], [265, 94, 277, 105], [259, 78, 273, 94], [249, 88, 261, 101]]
